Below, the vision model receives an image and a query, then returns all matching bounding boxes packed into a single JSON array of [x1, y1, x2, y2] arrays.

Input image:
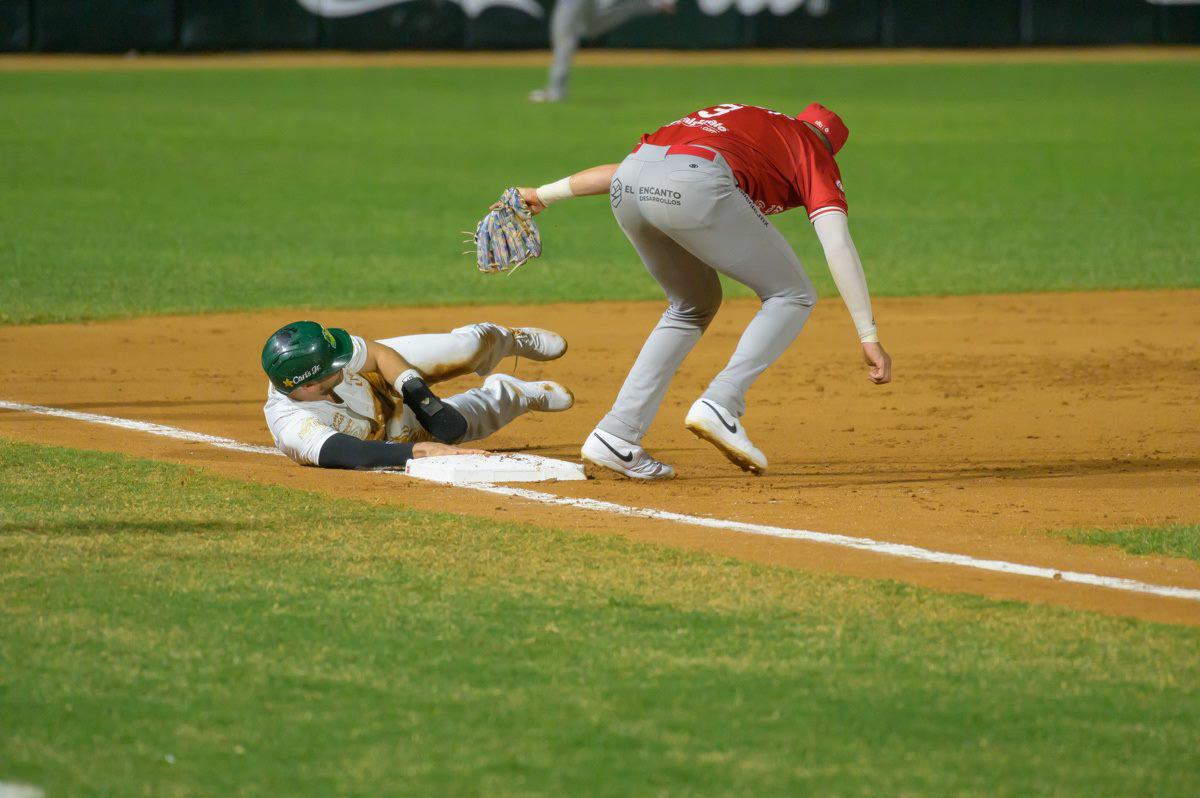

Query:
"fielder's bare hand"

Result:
[[491, 187, 546, 215], [412, 442, 488, 458], [518, 187, 546, 215], [862, 341, 892, 384]]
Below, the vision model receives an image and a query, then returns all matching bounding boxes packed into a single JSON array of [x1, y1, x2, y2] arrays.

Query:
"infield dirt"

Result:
[[2, 290, 1198, 624]]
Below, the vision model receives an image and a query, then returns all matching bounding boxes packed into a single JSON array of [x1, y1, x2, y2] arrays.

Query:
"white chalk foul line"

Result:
[[4, 398, 1200, 604], [465, 484, 1200, 602], [0, 400, 282, 457]]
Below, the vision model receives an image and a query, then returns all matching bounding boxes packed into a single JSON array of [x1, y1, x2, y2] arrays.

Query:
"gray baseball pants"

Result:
[[546, 0, 660, 98], [597, 144, 817, 444]]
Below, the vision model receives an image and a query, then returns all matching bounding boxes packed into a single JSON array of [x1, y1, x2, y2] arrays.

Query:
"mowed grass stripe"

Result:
[[1058, 523, 1200, 563], [2, 60, 1199, 324], [1, 439, 1198, 796]]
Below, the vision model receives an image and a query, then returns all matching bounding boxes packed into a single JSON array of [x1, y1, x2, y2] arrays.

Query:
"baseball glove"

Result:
[[470, 187, 542, 274]]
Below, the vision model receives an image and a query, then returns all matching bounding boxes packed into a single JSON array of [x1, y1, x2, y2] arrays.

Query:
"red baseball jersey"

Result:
[[639, 103, 848, 221]]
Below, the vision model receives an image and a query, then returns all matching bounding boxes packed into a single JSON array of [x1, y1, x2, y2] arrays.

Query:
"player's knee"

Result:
[[453, 322, 493, 340], [664, 298, 720, 329], [764, 284, 817, 312], [789, 277, 818, 308]]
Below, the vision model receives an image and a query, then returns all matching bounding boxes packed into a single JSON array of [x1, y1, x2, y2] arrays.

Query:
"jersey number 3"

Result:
[[696, 103, 744, 119]]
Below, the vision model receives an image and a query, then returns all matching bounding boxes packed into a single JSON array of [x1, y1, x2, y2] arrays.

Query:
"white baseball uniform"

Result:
[[264, 322, 540, 465]]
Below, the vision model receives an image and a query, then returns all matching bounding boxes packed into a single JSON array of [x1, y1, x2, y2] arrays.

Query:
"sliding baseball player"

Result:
[[509, 102, 891, 478], [261, 321, 573, 469]]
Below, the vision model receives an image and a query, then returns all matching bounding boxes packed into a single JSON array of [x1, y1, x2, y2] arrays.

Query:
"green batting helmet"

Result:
[[261, 321, 354, 394]]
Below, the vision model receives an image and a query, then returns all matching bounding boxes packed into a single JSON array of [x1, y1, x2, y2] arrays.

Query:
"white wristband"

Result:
[[535, 177, 575, 207], [394, 368, 423, 393]]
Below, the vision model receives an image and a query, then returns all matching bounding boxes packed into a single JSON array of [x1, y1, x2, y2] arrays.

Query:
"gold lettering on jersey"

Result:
[[298, 416, 326, 440]]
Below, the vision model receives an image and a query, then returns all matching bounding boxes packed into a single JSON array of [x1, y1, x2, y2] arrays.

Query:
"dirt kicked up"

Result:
[[2, 290, 1198, 625]]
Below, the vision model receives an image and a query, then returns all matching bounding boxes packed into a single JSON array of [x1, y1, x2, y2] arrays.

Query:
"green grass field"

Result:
[[3, 440, 1199, 796], [1059, 523, 1200, 563], [2, 60, 1199, 323]]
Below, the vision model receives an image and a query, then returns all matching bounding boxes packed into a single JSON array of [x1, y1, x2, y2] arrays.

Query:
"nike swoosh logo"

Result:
[[702, 401, 738, 433], [593, 433, 633, 463]]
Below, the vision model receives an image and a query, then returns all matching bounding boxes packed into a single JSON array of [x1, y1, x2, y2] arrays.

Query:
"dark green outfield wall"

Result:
[[0, 0, 1196, 52]]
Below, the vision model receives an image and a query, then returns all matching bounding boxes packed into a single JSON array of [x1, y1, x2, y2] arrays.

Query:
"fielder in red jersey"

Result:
[[639, 102, 849, 221], [505, 102, 891, 480]]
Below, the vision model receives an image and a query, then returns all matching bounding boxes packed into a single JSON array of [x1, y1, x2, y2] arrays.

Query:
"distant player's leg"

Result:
[[377, 323, 566, 385], [643, 155, 817, 473], [583, 157, 721, 479], [534, 0, 585, 102]]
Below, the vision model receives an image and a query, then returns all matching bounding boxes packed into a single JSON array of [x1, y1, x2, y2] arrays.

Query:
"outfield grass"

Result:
[[1059, 523, 1200, 563], [2, 60, 1199, 324], [2, 439, 1198, 796]]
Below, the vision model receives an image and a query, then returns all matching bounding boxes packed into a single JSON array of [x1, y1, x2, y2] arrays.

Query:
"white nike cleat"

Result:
[[528, 88, 565, 103], [684, 399, 768, 475], [580, 429, 675, 480], [511, 327, 568, 361], [484, 373, 574, 412]]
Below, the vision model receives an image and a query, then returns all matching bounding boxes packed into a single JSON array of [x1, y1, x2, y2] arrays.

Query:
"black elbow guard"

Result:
[[317, 433, 415, 470], [400, 376, 468, 444]]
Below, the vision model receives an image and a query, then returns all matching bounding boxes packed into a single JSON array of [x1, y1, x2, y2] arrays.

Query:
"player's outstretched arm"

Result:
[[317, 434, 485, 470], [512, 164, 621, 215], [412, 442, 487, 458], [812, 211, 892, 385]]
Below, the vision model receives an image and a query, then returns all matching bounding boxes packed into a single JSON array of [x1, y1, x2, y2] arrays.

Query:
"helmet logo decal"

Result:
[[321, 326, 336, 348], [284, 363, 323, 389]]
